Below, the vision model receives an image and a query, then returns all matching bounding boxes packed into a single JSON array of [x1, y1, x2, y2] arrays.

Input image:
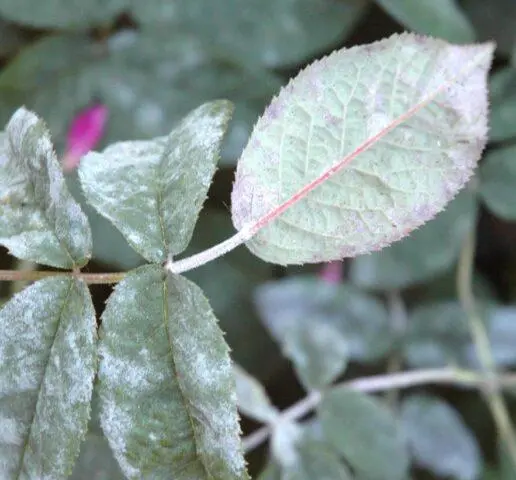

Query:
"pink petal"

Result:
[[62, 103, 108, 172], [319, 261, 343, 284]]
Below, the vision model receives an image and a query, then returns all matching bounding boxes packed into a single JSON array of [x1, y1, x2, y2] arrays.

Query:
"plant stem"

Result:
[[242, 368, 516, 453], [166, 226, 253, 274], [457, 227, 516, 468], [0, 269, 125, 284], [384, 290, 407, 408]]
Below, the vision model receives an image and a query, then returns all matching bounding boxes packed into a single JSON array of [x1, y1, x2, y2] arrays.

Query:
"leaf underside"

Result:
[[0, 276, 97, 479], [98, 265, 248, 480], [231, 33, 493, 265]]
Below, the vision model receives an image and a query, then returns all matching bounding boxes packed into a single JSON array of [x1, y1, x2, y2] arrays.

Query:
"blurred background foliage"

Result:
[[2, 1, 516, 479]]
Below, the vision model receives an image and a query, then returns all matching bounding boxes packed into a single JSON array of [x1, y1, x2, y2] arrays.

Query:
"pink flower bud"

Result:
[[319, 261, 343, 284], [62, 102, 108, 172]]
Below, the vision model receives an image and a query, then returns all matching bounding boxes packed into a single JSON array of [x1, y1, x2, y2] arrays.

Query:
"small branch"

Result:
[[242, 368, 516, 453], [166, 226, 253, 274], [0, 269, 125, 284], [457, 227, 516, 468], [385, 290, 407, 407]]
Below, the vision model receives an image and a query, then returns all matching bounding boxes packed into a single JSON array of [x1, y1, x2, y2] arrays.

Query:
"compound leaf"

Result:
[[98, 265, 248, 479], [0, 108, 92, 268], [231, 33, 492, 265], [319, 387, 409, 480], [80, 101, 233, 263], [0, 276, 97, 479]]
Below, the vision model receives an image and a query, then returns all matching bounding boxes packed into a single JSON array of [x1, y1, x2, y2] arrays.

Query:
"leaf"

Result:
[[403, 301, 480, 368], [0, 0, 127, 28], [488, 67, 516, 143], [80, 101, 233, 263], [462, 0, 516, 57], [132, 0, 368, 68], [319, 387, 410, 480], [231, 33, 493, 266], [0, 31, 282, 167], [254, 277, 393, 390], [401, 394, 481, 480], [488, 307, 516, 367], [376, 0, 475, 43], [184, 209, 281, 379], [0, 276, 97, 479], [479, 145, 516, 220], [349, 189, 477, 289], [282, 441, 352, 480], [98, 265, 248, 479], [66, 173, 145, 270], [0, 107, 92, 268], [233, 364, 279, 423]]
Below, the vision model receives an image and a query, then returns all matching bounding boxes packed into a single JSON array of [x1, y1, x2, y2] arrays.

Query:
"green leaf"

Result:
[[376, 0, 475, 43], [282, 441, 352, 480], [255, 276, 392, 368], [70, 384, 125, 480], [233, 364, 278, 423], [0, 31, 282, 167], [132, 0, 368, 68], [0, 0, 127, 28], [403, 301, 477, 368], [488, 307, 516, 367], [479, 145, 516, 220], [349, 189, 477, 289], [184, 209, 281, 379], [0, 108, 92, 268], [98, 265, 248, 479], [319, 387, 410, 480], [254, 277, 393, 390], [66, 173, 145, 270], [80, 101, 233, 263], [0, 276, 97, 479], [488, 67, 516, 143], [231, 33, 493, 266], [462, 0, 516, 57], [401, 394, 481, 480]]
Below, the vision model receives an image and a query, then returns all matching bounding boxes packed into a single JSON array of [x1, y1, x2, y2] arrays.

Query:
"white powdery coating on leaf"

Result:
[[0, 277, 96, 479], [167, 273, 247, 477], [79, 100, 233, 263], [231, 33, 494, 265], [0, 417, 24, 446], [99, 266, 247, 479], [1, 107, 92, 268]]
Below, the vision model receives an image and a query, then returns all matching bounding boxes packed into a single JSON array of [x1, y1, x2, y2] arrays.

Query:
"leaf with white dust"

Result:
[[0, 107, 92, 268], [0, 276, 97, 479], [80, 100, 233, 263], [98, 265, 248, 480], [231, 33, 493, 265]]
